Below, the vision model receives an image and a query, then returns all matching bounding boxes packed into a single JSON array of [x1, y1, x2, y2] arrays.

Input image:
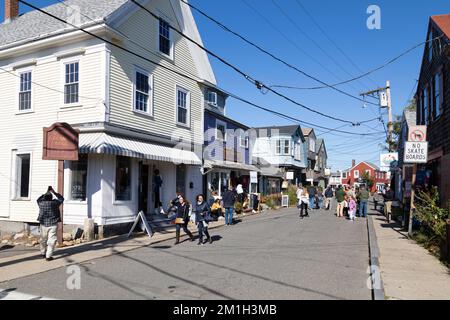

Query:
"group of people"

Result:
[[169, 187, 240, 246], [296, 184, 373, 222], [335, 185, 370, 221], [295, 185, 334, 218]]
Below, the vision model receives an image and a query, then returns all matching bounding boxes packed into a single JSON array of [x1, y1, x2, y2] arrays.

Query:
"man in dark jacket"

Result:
[[383, 186, 395, 222], [37, 186, 64, 261], [324, 186, 334, 210], [222, 187, 237, 226], [357, 186, 370, 218], [335, 185, 345, 218]]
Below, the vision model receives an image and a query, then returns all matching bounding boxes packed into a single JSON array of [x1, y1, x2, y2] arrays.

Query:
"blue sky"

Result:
[[2, 0, 448, 170]]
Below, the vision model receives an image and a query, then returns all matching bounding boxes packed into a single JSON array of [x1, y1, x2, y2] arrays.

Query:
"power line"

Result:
[[17, 0, 383, 137], [270, 0, 368, 93], [183, 0, 379, 107], [294, 0, 378, 88], [131, 0, 372, 125], [270, 34, 444, 90]]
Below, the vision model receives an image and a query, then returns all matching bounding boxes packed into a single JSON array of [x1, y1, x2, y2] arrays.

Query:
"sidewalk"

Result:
[[369, 202, 450, 300], [0, 209, 263, 284]]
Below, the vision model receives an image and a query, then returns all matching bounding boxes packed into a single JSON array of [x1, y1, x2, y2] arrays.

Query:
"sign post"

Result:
[[403, 126, 427, 237], [42, 123, 79, 244]]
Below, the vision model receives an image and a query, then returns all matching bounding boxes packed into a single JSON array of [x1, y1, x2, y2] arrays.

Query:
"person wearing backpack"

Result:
[[222, 187, 237, 226], [335, 185, 346, 218]]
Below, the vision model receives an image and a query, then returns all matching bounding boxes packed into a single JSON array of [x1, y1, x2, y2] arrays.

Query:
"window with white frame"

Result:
[[115, 156, 131, 201], [159, 18, 172, 57], [294, 142, 301, 160], [365, 170, 371, 177], [70, 154, 88, 201], [19, 71, 32, 111], [309, 138, 315, 152], [342, 172, 347, 179], [134, 70, 153, 114], [240, 131, 249, 148], [64, 61, 79, 104], [354, 170, 360, 178], [216, 120, 226, 141], [15, 153, 31, 199], [275, 139, 290, 155], [176, 87, 190, 126], [206, 90, 217, 106]]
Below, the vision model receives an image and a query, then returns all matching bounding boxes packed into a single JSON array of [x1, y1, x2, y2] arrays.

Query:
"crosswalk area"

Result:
[[0, 288, 54, 300]]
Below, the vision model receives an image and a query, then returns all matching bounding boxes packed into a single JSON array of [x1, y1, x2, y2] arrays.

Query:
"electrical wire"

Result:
[[183, 0, 379, 107], [17, 0, 384, 137]]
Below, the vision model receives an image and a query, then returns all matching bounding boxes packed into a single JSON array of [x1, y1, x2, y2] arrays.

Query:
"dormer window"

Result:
[[206, 90, 217, 106]]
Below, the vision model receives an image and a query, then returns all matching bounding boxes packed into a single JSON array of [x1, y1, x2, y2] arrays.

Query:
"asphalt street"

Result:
[[0, 206, 372, 300]]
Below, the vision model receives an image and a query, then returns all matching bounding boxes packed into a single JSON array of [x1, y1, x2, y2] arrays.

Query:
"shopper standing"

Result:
[[324, 186, 334, 210], [357, 186, 370, 218], [308, 185, 316, 210], [222, 187, 237, 226], [335, 185, 345, 218]]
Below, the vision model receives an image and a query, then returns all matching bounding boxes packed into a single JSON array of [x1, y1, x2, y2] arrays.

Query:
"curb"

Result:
[[367, 214, 385, 300]]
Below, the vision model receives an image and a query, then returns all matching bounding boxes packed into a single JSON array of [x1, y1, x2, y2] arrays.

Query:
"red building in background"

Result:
[[341, 160, 389, 193]]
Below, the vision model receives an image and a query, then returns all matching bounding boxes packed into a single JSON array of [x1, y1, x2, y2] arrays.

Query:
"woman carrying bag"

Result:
[[193, 194, 213, 245], [174, 194, 194, 245]]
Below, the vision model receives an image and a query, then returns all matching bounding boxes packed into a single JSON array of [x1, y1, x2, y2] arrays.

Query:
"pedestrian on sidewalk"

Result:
[[37, 186, 64, 261], [222, 187, 237, 226], [308, 185, 316, 211], [299, 187, 309, 218], [296, 184, 303, 204], [383, 186, 395, 222], [324, 185, 334, 210], [335, 185, 345, 218], [348, 196, 357, 221], [193, 194, 213, 245], [174, 194, 194, 245], [357, 186, 370, 218]]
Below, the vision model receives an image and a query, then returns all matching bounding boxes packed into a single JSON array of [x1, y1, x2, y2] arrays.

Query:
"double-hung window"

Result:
[[176, 87, 190, 126], [206, 90, 217, 106], [275, 139, 290, 155], [240, 132, 249, 148], [64, 62, 79, 104], [216, 121, 226, 141], [423, 87, 429, 125], [354, 170, 360, 179], [134, 70, 153, 114], [159, 19, 172, 57], [19, 71, 32, 111]]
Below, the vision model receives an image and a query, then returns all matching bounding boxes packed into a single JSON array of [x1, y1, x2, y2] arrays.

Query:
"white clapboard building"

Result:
[[0, 0, 216, 235]]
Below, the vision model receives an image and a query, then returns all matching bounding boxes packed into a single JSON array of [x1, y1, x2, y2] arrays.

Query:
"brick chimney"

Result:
[[352, 159, 356, 167], [4, 0, 19, 23]]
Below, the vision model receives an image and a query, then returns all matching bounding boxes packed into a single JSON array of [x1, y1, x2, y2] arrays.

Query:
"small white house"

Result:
[[0, 0, 215, 235]]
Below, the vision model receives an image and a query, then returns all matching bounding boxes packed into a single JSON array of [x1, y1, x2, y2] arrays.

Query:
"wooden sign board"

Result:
[[43, 122, 79, 161], [127, 211, 154, 238]]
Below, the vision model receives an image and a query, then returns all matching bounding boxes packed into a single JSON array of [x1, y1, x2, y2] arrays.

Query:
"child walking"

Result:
[[348, 196, 357, 221]]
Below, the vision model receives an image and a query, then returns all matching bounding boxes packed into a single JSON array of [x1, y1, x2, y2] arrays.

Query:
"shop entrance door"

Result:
[[138, 162, 149, 214]]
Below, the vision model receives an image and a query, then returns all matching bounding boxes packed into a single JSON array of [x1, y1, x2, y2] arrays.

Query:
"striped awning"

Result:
[[204, 159, 260, 172], [79, 133, 201, 165]]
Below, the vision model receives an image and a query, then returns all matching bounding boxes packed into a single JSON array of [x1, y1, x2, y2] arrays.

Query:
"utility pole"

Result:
[[360, 81, 393, 151]]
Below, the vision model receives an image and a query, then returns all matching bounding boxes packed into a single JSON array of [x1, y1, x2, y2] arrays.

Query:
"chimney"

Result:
[[352, 159, 356, 167], [4, 0, 19, 23]]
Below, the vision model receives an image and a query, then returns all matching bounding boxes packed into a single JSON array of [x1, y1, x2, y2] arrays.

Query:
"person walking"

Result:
[[299, 187, 309, 218], [335, 185, 345, 218], [37, 186, 64, 261], [308, 185, 316, 210], [357, 186, 370, 218], [348, 196, 357, 221], [222, 187, 237, 226], [193, 194, 213, 245], [174, 194, 194, 245], [324, 186, 334, 210], [383, 186, 395, 222]]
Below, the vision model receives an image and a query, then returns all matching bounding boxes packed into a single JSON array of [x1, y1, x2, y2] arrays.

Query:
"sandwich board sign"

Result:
[[127, 211, 154, 238], [404, 141, 428, 163]]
